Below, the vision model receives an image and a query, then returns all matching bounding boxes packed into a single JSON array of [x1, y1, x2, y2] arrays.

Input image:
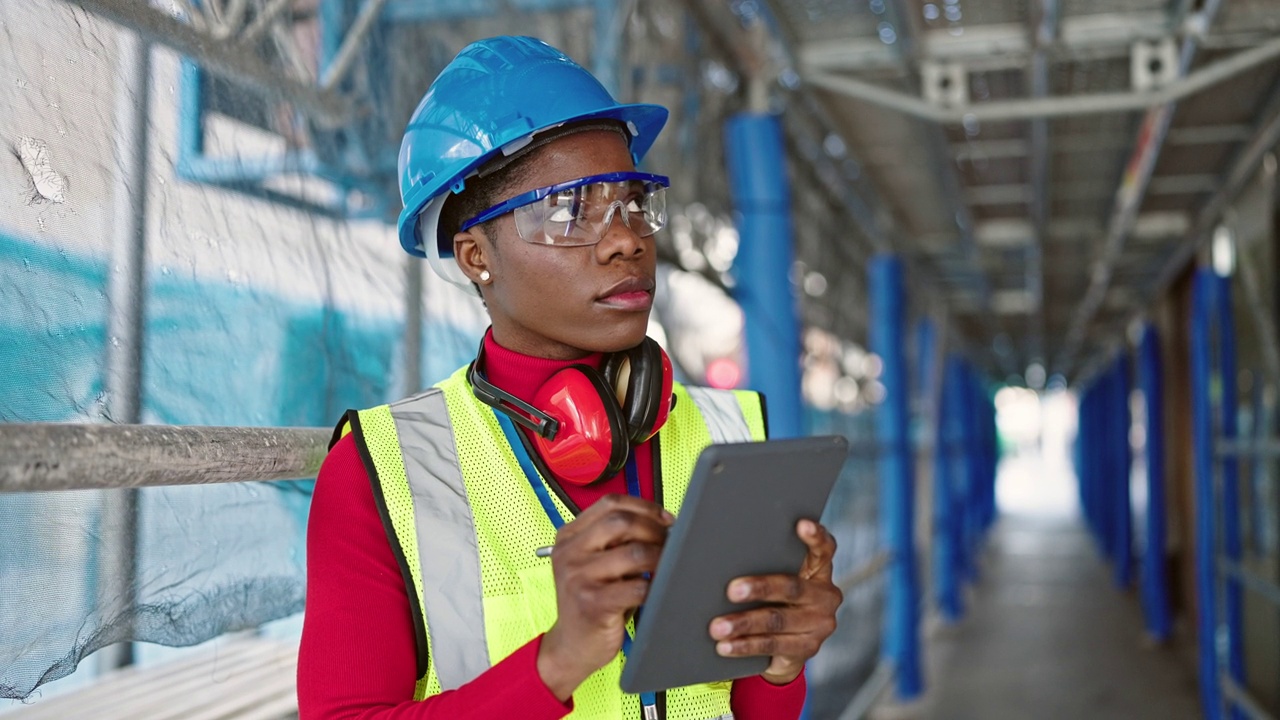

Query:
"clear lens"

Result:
[[512, 180, 667, 246]]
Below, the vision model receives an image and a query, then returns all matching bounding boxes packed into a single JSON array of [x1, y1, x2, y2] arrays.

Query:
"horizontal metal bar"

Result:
[[1167, 124, 1256, 146], [802, 12, 1173, 72], [836, 551, 892, 594], [0, 423, 331, 493], [1221, 674, 1279, 720], [1217, 558, 1280, 608], [837, 661, 896, 720], [1215, 438, 1280, 458], [804, 32, 1280, 123]]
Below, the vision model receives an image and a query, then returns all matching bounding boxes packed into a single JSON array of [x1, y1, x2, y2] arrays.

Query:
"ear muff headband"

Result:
[[604, 338, 666, 444], [467, 344, 560, 439]]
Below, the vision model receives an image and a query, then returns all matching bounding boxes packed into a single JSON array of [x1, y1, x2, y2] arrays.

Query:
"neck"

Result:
[[481, 329, 603, 401]]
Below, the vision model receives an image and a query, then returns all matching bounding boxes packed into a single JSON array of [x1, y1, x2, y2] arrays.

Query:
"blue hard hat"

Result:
[[396, 36, 669, 289]]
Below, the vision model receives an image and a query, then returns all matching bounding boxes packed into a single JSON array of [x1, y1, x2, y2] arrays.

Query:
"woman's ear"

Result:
[[454, 229, 493, 286]]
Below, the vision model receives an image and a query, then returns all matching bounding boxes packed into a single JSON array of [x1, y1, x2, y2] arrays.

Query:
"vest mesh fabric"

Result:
[[352, 365, 765, 718]]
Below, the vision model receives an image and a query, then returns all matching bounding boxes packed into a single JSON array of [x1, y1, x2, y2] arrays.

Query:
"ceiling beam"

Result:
[[1166, 123, 1256, 145], [1074, 80, 1280, 386], [884, 0, 999, 365], [1056, 0, 1225, 377], [1026, 0, 1057, 372], [804, 31, 1280, 123], [801, 11, 1172, 73]]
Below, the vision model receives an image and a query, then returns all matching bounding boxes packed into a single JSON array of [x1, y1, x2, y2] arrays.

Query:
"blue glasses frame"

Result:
[[459, 171, 670, 233]]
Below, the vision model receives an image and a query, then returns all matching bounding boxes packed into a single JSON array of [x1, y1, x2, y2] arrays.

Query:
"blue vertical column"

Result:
[[1100, 369, 1118, 562], [1087, 385, 1103, 548], [980, 382, 998, 531], [935, 356, 966, 622], [1113, 355, 1134, 589], [1214, 273, 1246, 714], [1191, 268, 1223, 720], [962, 364, 986, 576], [725, 114, 803, 439], [958, 362, 979, 582], [870, 254, 922, 698], [1077, 387, 1094, 542], [1138, 324, 1173, 640]]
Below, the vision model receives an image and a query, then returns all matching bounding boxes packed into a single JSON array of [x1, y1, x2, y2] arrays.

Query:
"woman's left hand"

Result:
[[708, 519, 842, 685]]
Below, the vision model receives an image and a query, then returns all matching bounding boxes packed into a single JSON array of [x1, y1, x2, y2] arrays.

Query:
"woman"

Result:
[[298, 36, 842, 719]]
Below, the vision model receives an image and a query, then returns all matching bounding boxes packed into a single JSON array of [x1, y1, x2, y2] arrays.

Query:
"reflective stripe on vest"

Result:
[[351, 370, 765, 718], [389, 390, 491, 690], [684, 387, 752, 444]]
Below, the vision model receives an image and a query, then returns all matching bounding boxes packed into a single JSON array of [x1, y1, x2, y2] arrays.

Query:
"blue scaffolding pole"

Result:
[[870, 254, 922, 699], [961, 363, 984, 581], [1190, 268, 1221, 719], [1111, 354, 1134, 589], [1214, 271, 1246, 720], [724, 113, 803, 439], [1137, 324, 1172, 640], [1191, 267, 1247, 720], [934, 355, 966, 622]]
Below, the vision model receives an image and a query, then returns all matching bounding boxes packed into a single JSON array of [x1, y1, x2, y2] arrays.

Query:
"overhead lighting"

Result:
[[1212, 224, 1236, 277], [804, 272, 829, 297], [1026, 362, 1047, 389], [878, 22, 898, 44]]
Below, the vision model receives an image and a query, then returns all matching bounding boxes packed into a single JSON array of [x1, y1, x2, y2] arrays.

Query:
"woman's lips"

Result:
[[597, 289, 653, 310]]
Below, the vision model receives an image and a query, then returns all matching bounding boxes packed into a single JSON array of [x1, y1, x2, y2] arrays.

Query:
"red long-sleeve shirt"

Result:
[[297, 336, 806, 719]]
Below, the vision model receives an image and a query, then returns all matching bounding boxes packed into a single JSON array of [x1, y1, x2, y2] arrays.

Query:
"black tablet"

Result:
[[620, 435, 849, 695]]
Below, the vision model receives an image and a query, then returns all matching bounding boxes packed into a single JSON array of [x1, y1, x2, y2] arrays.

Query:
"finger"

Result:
[[709, 605, 834, 641], [565, 506, 671, 553], [584, 577, 652, 615], [575, 494, 675, 526], [575, 541, 663, 581], [556, 495, 671, 547], [797, 521, 837, 581], [714, 633, 823, 660], [726, 573, 805, 604]]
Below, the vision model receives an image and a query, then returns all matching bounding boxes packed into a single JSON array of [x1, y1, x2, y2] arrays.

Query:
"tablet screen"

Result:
[[620, 435, 848, 695]]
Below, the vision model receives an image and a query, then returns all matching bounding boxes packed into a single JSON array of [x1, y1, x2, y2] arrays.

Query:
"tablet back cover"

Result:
[[620, 435, 848, 695]]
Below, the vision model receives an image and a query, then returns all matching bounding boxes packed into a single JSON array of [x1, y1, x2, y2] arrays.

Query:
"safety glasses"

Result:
[[460, 171, 669, 246]]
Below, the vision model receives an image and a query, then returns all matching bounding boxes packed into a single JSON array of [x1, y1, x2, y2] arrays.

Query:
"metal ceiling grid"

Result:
[[1065, 0, 1170, 16], [914, 0, 1028, 28], [818, 94, 958, 240], [1215, 0, 1280, 36], [59, 0, 1280, 384], [772, 0, 882, 44]]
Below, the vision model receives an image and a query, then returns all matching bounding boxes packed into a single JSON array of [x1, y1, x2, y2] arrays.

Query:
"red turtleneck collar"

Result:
[[481, 330, 605, 403], [478, 329, 656, 509]]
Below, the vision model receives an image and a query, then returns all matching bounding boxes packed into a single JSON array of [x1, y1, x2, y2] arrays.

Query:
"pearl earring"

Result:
[[479, 270, 491, 283]]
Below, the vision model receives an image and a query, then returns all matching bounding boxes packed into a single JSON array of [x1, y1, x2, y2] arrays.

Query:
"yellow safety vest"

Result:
[[338, 365, 767, 719]]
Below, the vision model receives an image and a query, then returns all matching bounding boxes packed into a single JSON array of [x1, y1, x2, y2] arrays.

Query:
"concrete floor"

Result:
[[872, 473, 1204, 720]]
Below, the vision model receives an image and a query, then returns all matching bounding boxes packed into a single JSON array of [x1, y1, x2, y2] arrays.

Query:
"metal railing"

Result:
[[0, 423, 331, 493]]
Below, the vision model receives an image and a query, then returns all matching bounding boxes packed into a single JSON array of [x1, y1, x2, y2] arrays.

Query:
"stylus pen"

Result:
[[534, 545, 553, 558]]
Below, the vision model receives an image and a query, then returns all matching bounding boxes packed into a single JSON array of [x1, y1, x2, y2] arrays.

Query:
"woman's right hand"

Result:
[[536, 494, 673, 701]]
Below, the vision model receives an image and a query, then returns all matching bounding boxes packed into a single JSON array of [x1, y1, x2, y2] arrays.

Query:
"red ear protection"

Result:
[[469, 336, 675, 487], [529, 365, 630, 487]]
